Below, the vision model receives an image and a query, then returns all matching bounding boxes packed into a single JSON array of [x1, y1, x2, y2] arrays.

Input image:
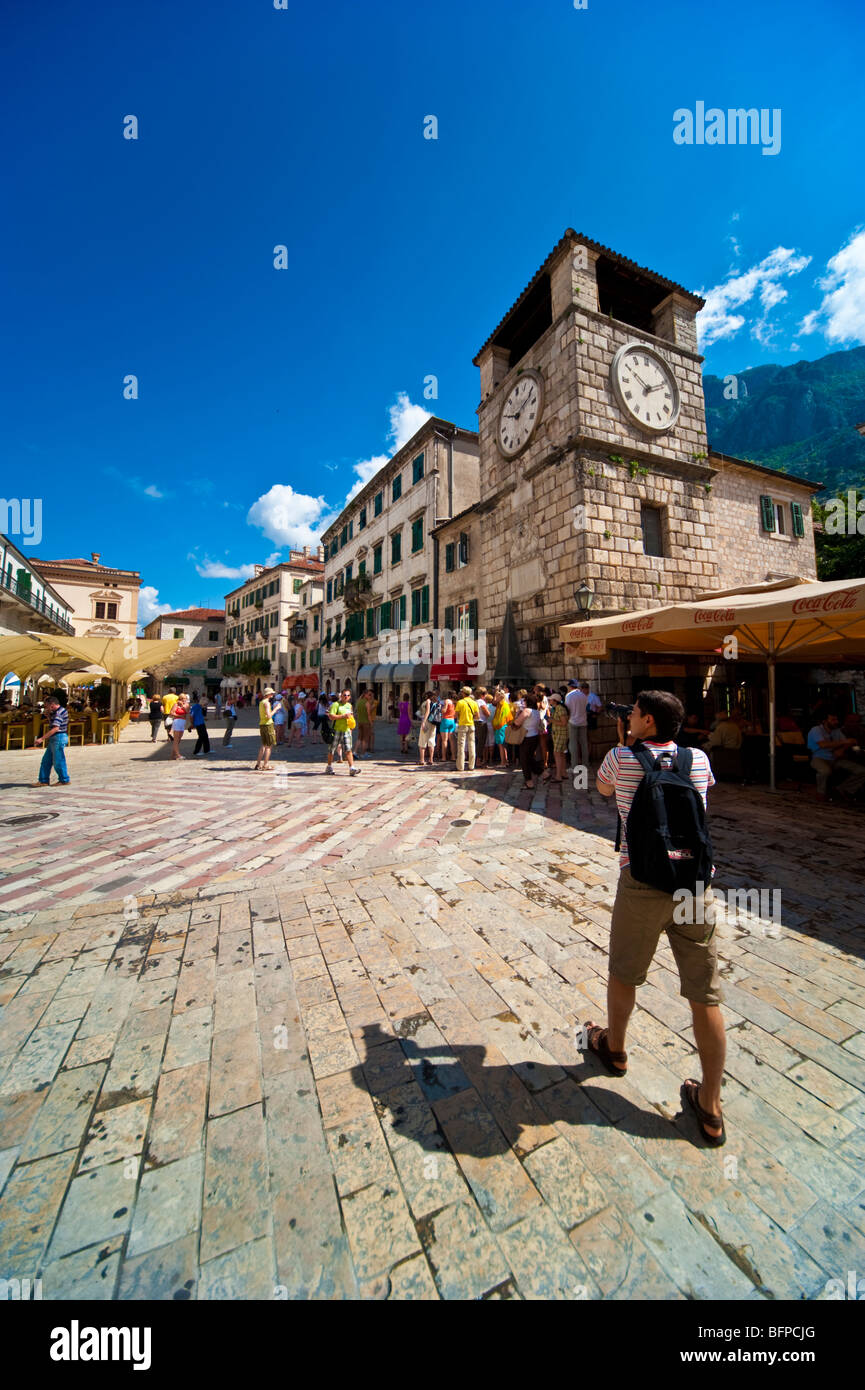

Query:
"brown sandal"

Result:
[[681, 1078, 726, 1147], [583, 1022, 628, 1076]]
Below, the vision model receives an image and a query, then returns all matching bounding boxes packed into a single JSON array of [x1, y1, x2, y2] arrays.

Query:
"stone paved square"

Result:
[[1, 714, 864, 1300]]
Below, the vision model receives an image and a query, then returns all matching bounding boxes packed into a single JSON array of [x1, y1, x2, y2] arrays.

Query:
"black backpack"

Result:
[[427, 699, 443, 724], [617, 741, 713, 895]]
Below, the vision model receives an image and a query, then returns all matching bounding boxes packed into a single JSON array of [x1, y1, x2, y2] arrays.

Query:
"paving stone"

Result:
[[162, 1006, 213, 1072], [19, 1062, 106, 1163], [49, 1159, 137, 1260], [385, 1253, 440, 1300], [79, 1097, 151, 1173], [208, 1023, 262, 1117], [497, 1205, 601, 1300], [200, 1236, 276, 1300], [147, 1061, 208, 1165], [418, 1199, 510, 1300], [200, 1103, 270, 1264], [116, 1232, 199, 1301], [571, 1204, 685, 1300], [340, 1173, 422, 1278], [787, 1199, 865, 1281], [434, 1088, 543, 1232], [325, 1113, 395, 1197], [0, 1020, 79, 1096], [127, 1153, 204, 1257], [0, 1149, 77, 1275], [623, 1188, 759, 1300], [41, 1236, 123, 1300], [390, 1132, 471, 1219]]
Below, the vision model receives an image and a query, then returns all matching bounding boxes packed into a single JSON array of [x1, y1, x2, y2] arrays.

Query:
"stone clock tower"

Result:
[[472, 229, 716, 688]]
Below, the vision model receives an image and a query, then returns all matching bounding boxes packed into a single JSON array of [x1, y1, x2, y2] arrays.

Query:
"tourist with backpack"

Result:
[[587, 690, 726, 1147]]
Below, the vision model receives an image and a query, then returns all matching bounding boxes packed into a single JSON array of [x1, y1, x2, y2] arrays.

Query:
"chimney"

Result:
[[253, 564, 264, 576], [303, 545, 309, 558], [91, 552, 101, 564]]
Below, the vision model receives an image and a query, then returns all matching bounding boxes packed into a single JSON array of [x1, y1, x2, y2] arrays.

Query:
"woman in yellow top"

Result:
[[492, 688, 512, 769]]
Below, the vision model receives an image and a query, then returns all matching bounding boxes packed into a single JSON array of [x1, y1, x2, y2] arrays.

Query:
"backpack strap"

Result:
[[672, 744, 693, 777]]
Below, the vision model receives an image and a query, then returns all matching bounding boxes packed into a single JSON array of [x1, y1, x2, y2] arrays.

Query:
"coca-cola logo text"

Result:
[[791, 591, 859, 615], [694, 609, 735, 624], [622, 616, 655, 633]]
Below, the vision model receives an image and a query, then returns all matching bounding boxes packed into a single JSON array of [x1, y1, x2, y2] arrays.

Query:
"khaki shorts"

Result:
[[418, 723, 437, 749], [609, 868, 722, 1006], [259, 723, 276, 747]]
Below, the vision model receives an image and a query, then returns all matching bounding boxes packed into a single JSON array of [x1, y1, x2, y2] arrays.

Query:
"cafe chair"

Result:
[[5, 725, 27, 751]]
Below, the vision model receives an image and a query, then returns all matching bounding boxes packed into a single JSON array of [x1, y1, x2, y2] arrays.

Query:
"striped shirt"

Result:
[[48, 705, 69, 735], [597, 740, 714, 869]]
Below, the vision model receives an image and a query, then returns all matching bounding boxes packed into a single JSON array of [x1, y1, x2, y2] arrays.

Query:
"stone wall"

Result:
[[710, 460, 817, 588]]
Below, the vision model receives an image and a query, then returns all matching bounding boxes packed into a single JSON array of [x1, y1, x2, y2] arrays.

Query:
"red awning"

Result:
[[429, 661, 470, 681]]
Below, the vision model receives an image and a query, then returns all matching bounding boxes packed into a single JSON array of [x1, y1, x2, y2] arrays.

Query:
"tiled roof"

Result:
[[473, 228, 705, 363], [159, 609, 226, 622]]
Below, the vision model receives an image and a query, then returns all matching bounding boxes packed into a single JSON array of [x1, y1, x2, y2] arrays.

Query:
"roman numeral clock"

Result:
[[610, 343, 681, 433]]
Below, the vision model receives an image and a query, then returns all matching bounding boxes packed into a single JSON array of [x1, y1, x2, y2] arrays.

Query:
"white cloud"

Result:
[[264, 551, 282, 569], [143, 484, 163, 499], [246, 485, 335, 549], [797, 228, 865, 344], [195, 559, 258, 580], [698, 246, 812, 348], [138, 586, 174, 626], [247, 391, 433, 540]]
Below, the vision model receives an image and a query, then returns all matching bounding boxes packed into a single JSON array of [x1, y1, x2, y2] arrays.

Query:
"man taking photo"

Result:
[[586, 690, 726, 1146]]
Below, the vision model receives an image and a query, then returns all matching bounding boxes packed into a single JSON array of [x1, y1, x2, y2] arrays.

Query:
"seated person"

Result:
[[679, 712, 709, 746], [807, 713, 865, 799], [704, 713, 743, 752]]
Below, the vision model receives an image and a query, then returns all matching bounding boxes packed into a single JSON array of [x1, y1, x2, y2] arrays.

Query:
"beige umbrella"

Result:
[[26, 634, 182, 715], [560, 575, 865, 790], [0, 635, 73, 683]]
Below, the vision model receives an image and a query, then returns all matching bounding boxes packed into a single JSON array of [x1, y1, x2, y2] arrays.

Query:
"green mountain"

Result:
[[704, 345, 865, 494]]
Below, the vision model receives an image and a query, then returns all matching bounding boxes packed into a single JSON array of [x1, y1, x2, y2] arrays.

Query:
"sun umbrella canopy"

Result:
[[560, 577, 865, 663], [26, 634, 182, 683], [0, 635, 74, 682]]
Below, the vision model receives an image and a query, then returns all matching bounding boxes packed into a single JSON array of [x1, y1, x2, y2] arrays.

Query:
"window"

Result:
[[458, 532, 469, 567], [291, 651, 296, 670], [312, 650, 319, 667], [411, 517, 424, 552], [340, 525, 348, 547], [323, 542, 329, 561], [640, 505, 664, 557], [392, 473, 402, 503], [360, 506, 367, 530], [303, 592, 307, 605], [173, 627, 183, 639], [208, 630, 218, 642], [348, 520, 354, 540], [366, 607, 374, 637], [397, 593, 406, 626], [293, 578, 303, 593], [759, 495, 775, 533], [345, 564, 352, 583], [326, 579, 332, 603], [313, 613, 319, 631], [271, 611, 278, 628], [391, 532, 402, 564], [445, 542, 455, 573], [95, 602, 105, 619], [107, 603, 118, 620], [207, 656, 217, 669], [412, 452, 424, 485], [791, 501, 805, 537], [373, 544, 382, 575], [444, 604, 454, 630], [773, 502, 786, 535], [374, 491, 383, 517], [380, 600, 392, 629], [411, 585, 430, 626], [301, 651, 306, 668], [358, 560, 366, 577]]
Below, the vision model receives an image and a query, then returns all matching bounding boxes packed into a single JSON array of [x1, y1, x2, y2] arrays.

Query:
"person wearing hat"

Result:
[[255, 687, 277, 771], [454, 686, 480, 773], [565, 678, 589, 773]]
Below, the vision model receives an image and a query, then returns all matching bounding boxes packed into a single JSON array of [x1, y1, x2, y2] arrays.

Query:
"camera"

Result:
[[606, 701, 634, 720]]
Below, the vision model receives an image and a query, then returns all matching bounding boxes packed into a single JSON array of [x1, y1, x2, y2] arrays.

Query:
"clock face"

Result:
[[611, 344, 680, 434], [497, 370, 544, 458]]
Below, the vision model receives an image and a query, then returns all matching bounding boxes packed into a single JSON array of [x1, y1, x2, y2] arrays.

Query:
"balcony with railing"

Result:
[[0, 571, 75, 635]]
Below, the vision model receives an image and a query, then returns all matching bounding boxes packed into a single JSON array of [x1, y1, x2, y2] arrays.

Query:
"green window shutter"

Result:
[[468, 598, 478, 632], [291, 652, 296, 670], [444, 604, 454, 630], [326, 580, 332, 603], [413, 452, 424, 484], [421, 585, 429, 624], [760, 495, 775, 532], [399, 594, 406, 626], [791, 501, 805, 537], [381, 601, 391, 629], [411, 589, 419, 626], [412, 518, 423, 551], [360, 507, 366, 530], [445, 543, 454, 573], [391, 533, 401, 563], [374, 492, 382, 516], [366, 607, 374, 637], [392, 474, 402, 502], [358, 560, 366, 576]]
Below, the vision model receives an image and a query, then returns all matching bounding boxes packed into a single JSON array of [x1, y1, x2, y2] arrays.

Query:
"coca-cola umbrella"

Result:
[[560, 576, 865, 790]]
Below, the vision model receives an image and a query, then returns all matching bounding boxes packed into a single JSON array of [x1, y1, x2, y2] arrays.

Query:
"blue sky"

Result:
[[3, 0, 863, 626]]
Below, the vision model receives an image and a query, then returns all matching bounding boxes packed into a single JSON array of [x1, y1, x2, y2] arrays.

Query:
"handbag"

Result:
[[505, 723, 526, 746]]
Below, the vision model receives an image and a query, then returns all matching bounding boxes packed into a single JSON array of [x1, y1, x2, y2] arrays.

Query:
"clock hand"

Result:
[[631, 371, 651, 390]]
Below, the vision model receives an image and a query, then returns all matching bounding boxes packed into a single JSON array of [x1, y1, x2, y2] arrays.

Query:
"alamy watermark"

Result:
[[376, 626, 486, 676], [1, 498, 42, 546], [673, 885, 782, 937], [673, 103, 781, 157], [823, 491, 865, 536]]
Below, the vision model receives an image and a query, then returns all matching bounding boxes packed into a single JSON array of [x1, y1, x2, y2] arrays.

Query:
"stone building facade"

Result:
[[223, 548, 324, 688], [30, 552, 140, 641], [320, 418, 479, 710], [285, 576, 324, 688], [0, 533, 74, 640], [142, 608, 225, 694], [710, 452, 818, 589]]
